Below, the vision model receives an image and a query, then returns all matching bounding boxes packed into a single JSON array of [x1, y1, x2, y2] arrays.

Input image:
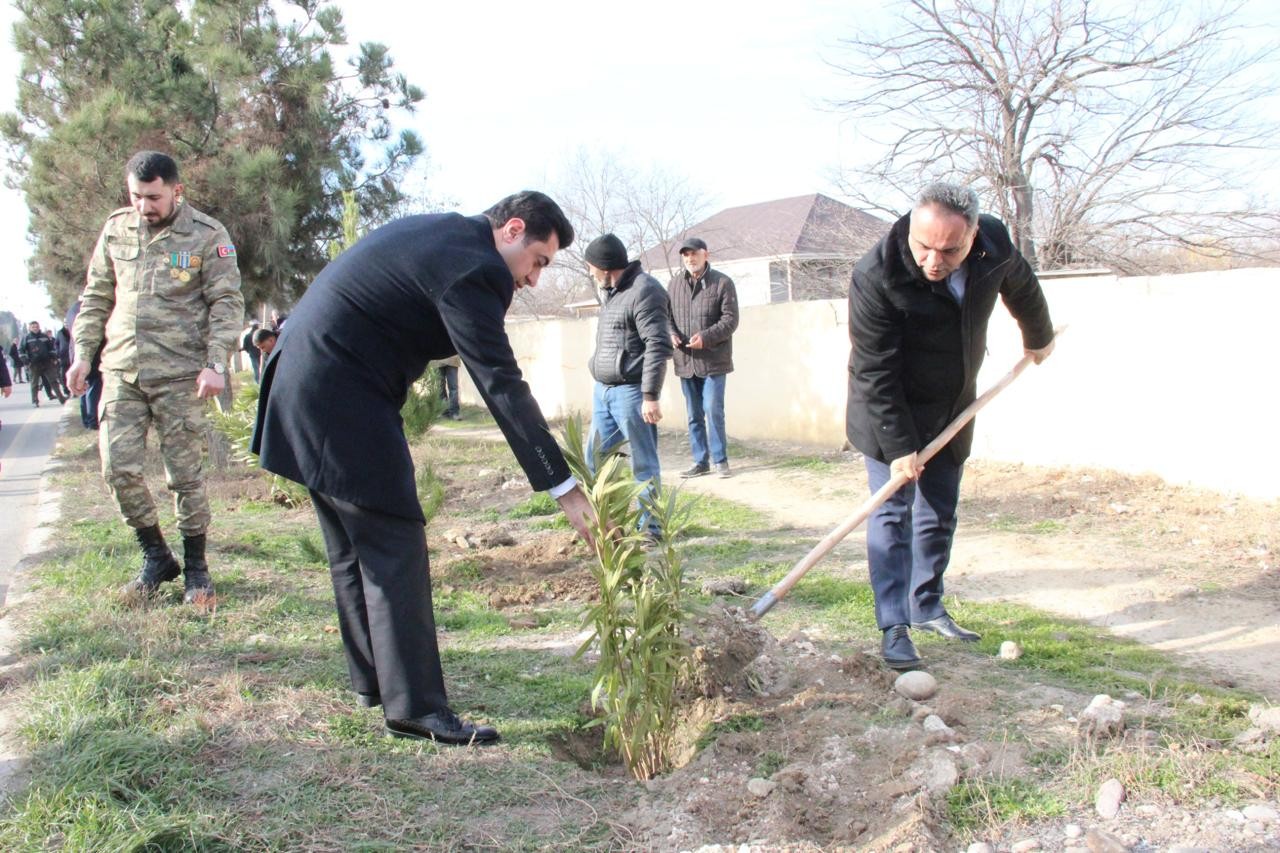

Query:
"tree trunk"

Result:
[[1011, 172, 1039, 270]]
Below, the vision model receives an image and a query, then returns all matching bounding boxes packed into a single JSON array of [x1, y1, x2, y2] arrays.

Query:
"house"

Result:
[[638, 193, 890, 306]]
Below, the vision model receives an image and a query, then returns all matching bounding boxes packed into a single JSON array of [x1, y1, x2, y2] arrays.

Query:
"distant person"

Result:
[[19, 321, 66, 407], [434, 355, 461, 420], [69, 150, 244, 607], [668, 237, 739, 478], [252, 327, 278, 357], [65, 300, 103, 430], [847, 182, 1055, 671], [55, 325, 72, 396], [7, 340, 24, 383], [0, 351, 11, 433], [252, 191, 595, 746], [270, 309, 287, 331], [584, 233, 673, 539], [241, 320, 262, 382]]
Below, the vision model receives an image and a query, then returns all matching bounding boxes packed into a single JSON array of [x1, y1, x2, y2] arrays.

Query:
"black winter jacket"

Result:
[[20, 331, 58, 367], [589, 261, 673, 398], [667, 265, 738, 377], [846, 213, 1054, 465]]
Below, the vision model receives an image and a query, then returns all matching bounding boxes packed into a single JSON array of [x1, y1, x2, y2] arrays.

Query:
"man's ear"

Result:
[[499, 217, 527, 245]]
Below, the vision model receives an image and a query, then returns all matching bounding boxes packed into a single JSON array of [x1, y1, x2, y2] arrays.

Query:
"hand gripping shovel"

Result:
[[748, 327, 1065, 621]]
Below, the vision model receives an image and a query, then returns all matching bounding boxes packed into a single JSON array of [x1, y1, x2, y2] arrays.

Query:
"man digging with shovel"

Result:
[[847, 182, 1055, 670]]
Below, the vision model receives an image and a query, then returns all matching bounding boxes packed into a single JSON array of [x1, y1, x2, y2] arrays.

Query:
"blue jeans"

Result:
[[589, 382, 661, 534], [864, 453, 964, 630], [680, 373, 728, 466], [81, 372, 103, 429]]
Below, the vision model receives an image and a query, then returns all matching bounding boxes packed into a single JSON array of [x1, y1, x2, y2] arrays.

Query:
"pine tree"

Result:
[[1, 0, 424, 314]]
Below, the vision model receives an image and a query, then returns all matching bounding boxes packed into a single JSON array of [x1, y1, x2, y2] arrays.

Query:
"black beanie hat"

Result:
[[584, 233, 628, 271]]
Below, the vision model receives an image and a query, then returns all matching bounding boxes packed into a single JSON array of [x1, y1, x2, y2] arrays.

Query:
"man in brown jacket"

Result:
[[667, 237, 739, 478]]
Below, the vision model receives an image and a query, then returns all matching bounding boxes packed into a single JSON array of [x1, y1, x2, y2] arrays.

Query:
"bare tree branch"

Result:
[[507, 149, 712, 318], [828, 0, 1280, 271]]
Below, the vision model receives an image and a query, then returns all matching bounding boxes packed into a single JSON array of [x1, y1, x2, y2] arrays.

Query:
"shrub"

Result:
[[560, 417, 693, 780], [402, 371, 445, 439], [209, 382, 308, 506]]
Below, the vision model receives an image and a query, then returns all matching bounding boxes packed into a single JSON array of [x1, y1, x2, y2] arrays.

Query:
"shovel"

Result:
[[748, 328, 1065, 621]]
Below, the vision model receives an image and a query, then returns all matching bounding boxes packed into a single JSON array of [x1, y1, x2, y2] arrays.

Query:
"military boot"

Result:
[[120, 525, 182, 603], [182, 534, 216, 608]]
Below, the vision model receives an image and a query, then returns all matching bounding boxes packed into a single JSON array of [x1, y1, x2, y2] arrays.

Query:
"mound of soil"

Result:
[[440, 528, 598, 608]]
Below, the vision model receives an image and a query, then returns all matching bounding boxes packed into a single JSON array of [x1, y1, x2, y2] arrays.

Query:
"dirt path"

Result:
[[664, 442, 1280, 701]]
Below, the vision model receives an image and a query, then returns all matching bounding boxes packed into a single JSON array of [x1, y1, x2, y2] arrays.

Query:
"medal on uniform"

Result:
[[169, 250, 195, 282]]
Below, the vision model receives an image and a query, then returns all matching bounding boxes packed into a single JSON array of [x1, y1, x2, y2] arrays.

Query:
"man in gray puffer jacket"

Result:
[[585, 233, 673, 537]]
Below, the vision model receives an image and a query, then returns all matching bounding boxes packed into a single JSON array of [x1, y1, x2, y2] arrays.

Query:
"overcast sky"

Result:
[[2, 0, 1277, 323]]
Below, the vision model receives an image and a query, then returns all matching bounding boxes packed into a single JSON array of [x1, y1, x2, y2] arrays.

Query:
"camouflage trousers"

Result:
[[99, 371, 211, 535]]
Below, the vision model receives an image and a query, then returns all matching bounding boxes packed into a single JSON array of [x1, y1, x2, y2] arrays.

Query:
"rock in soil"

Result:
[[894, 670, 938, 701], [1079, 694, 1126, 739], [1095, 777, 1126, 818], [701, 577, 747, 596], [1084, 827, 1129, 852]]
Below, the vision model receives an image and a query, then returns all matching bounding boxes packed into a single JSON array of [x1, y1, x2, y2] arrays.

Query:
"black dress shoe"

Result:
[[881, 624, 922, 670], [385, 709, 500, 746], [911, 613, 981, 642], [356, 692, 381, 708]]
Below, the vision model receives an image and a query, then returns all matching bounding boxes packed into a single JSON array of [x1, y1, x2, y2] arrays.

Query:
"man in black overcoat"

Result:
[[252, 191, 594, 745], [846, 182, 1056, 670]]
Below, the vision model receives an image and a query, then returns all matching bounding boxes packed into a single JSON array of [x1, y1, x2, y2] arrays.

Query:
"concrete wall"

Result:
[[466, 267, 1279, 499]]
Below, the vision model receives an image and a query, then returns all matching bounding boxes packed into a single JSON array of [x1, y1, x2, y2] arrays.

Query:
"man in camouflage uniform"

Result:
[[69, 151, 244, 606]]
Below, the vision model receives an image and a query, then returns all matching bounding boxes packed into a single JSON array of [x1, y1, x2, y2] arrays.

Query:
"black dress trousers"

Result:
[[309, 490, 448, 719]]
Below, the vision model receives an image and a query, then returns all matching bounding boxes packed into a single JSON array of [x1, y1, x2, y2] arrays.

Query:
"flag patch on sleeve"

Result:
[[216, 244, 237, 258]]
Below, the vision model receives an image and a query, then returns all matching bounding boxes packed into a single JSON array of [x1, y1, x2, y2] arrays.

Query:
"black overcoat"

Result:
[[846, 213, 1054, 466], [252, 213, 571, 521]]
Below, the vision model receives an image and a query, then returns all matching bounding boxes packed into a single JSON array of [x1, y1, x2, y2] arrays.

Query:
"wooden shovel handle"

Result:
[[748, 327, 1064, 620]]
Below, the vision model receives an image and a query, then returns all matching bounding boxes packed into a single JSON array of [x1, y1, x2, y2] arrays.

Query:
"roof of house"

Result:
[[638, 193, 891, 271]]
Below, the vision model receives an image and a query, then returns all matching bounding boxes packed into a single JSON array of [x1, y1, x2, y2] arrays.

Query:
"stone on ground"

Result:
[[893, 670, 937, 701]]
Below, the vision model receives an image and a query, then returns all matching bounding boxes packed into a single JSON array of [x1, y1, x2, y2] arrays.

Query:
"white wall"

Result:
[[466, 267, 1279, 499]]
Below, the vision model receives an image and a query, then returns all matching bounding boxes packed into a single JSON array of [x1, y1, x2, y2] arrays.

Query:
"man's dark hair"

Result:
[[126, 151, 180, 185], [483, 191, 574, 250], [252, 328, 278, 346]]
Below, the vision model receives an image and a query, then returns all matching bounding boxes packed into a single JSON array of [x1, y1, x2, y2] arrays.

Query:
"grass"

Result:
[[695, 711, 767, 750], [681, 490, 772, 535], [0, 431, 624, 851], [946, 779, 1067, 833], [2, 423, 1274, 849], [985, 514, 1068, 534], [775, 454, 846, 475], [508, 492, 559, 518]]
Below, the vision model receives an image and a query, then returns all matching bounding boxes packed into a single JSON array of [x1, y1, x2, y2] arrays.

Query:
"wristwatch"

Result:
[[207, 362, 226, 375]]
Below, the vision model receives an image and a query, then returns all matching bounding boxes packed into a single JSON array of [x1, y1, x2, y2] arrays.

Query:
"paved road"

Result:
[[0, 380, 69, 607]]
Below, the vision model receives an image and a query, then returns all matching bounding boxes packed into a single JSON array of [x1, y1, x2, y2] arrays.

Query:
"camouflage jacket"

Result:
[[75, 202, 244, 382]]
